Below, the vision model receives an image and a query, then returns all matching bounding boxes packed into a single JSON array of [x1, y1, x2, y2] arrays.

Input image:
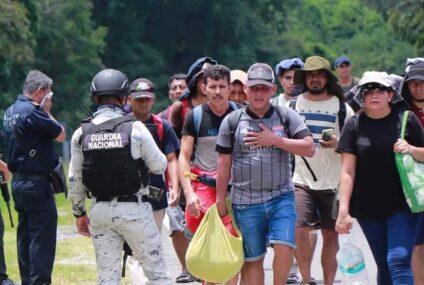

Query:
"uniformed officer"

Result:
[[3, 70, 66, 285], [0, 132, 18, 285], [68, 69, 172, 285]]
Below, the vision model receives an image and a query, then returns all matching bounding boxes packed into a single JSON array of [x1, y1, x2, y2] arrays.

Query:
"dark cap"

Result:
[[130, 78, 155, 99], [275, 58, 304, 76], [246, 63, 275, 87], [405, 62, 424, 82], [335, 56, 351, 67]]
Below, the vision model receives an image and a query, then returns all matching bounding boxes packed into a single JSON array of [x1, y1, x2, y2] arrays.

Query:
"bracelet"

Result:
[[73, 211, 86, 218]]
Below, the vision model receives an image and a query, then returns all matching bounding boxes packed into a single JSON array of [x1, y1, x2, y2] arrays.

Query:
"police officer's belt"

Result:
[[95, 194, 147, 203], [14, 173, 50, 180]]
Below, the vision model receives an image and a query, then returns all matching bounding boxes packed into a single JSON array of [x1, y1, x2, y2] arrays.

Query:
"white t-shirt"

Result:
[[292, 95, 354, 190]]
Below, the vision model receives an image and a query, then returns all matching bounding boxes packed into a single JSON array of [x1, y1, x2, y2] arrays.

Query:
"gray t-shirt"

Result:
[[216, 106, 311, 205]]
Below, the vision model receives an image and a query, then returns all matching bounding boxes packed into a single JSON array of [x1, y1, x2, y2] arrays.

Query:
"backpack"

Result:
[[193, 101, 239, 137], [143, 113, 164, 149]]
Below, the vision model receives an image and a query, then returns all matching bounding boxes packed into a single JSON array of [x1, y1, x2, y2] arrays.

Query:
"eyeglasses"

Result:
[[363, 88, 389, 96]]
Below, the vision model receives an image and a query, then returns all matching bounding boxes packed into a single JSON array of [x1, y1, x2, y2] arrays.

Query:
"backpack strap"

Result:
[[193, 105, 203, 137], [273, 105, 291, 138], [151, 113, 164, 144], [228, 101, 238, 111], [287, 98, 317, 181], [338, 99, 347, 131]]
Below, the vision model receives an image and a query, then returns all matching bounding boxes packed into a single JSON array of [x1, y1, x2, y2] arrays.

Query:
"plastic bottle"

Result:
[[336, 234, 369, 285]]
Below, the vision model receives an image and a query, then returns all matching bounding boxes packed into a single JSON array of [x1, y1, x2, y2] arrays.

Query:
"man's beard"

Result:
[[306, 83, 328, 95]]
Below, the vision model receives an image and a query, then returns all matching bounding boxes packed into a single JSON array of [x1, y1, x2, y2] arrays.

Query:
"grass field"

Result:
[[2, 193, 133, 285]]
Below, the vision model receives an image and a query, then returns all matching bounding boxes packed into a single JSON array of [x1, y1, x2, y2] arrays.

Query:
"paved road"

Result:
[[152, 216, 377, 285]]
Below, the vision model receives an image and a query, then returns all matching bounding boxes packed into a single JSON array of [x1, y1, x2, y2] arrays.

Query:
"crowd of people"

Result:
[[0, 54, 424, 285]]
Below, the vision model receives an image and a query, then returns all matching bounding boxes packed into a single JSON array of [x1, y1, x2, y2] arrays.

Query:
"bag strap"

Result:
[[193, 105, 203, 137], [151, 113, 164, 144], [400, 111, 410, 140]]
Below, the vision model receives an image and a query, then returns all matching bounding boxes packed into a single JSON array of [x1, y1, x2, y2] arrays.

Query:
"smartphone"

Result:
[[321, 128, 334, 141]]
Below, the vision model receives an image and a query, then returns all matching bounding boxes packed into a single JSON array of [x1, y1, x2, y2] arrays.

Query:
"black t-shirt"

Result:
[[336, 110, 424, 220], [181, 103, 238, 170]]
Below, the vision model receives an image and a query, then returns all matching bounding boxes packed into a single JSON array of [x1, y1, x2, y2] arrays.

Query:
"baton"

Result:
[[0, 172, 14, 228]]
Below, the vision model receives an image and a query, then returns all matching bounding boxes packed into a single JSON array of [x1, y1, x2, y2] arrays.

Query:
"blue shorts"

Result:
[[232, 192, 296, 261]]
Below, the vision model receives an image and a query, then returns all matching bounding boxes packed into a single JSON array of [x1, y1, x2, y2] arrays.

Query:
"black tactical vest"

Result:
[[80, 114, 149, 199]]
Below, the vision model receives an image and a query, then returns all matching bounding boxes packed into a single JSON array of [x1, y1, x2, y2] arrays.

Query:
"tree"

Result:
[[389, 0, 424, 55], [0, 1, 35, 112], [274, 0, 416, 76], [27, 0, 107, 129]]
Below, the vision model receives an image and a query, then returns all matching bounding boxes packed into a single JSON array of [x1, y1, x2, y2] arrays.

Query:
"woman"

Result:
[[335, 71, 424, 285]]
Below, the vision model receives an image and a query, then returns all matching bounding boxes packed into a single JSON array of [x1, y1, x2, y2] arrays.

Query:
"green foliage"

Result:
[[29, 0, 107, 129], [275, 0, 416, 76], [389, 0, 424, 54], [0, 1, 35, 113], [0, 0, 418, 132]]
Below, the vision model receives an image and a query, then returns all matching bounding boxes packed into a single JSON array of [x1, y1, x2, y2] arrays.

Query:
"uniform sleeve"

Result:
[[181, 109, 196, 137], [285, 107, 311, 139], [132, 121, 167, 175], [216, 115, 233, 154], [162, 119, 180, 155], [67, 127, 87, 216], [336, 116, 357, 154], [406, 113, 424, 147], [24, 107, 62, 139]]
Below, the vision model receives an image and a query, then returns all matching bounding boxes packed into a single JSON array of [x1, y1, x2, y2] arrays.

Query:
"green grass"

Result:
[[2, 194, 133, 284]]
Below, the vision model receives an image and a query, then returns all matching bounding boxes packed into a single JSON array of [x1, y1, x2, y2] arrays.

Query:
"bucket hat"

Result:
[[294, 56, 344, 98]]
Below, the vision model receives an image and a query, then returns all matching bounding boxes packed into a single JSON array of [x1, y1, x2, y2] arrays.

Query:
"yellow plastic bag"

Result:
[[186, 199, 244, 283]]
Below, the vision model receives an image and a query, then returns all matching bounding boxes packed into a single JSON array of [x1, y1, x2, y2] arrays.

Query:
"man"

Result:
[[292, 56, 354, 285], [0, 133, 18, 285], [128, 78, 194, 283], [216, 63, 314, 285], [158, 73, 187, 120], [400, 60, 424, 285], [68, 69, 171, 285], [271, 57, 304, 107], [334, 56, 360, 94], [169, 57, 217, 138], [229, 70, 247, 105], [3, 70, 65, 285], [179, 64, 239, 237]]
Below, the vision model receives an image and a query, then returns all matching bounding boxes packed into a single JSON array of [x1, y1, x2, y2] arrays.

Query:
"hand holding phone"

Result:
[[321, 128, 334, 141]]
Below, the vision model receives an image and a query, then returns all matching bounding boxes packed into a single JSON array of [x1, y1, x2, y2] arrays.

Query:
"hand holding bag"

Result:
[[186, 199, 244, 283], [395, 111, 424, 213]]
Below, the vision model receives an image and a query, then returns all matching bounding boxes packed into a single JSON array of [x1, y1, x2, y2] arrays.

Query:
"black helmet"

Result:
[[186, 57, 217, 93], [90, 69, 130, 97]]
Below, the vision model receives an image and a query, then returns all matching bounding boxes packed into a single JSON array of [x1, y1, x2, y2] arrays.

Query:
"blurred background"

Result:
[[1, 0, 423, 154]]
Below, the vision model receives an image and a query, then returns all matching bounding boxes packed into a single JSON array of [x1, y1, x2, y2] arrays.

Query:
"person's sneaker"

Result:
[[286, 272, 300, 284], [300, 278, 317, 285], [1, 279, 19, 285]]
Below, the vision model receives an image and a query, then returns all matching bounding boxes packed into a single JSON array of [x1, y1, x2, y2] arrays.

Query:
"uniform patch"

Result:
[[83, 132, 129, 151]]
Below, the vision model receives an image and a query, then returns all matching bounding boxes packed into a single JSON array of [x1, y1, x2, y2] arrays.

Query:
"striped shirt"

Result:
[[216, 106, 310, 205]]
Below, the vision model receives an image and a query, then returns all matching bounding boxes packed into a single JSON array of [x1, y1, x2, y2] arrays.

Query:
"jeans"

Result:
[[358, 210, 418, 285]]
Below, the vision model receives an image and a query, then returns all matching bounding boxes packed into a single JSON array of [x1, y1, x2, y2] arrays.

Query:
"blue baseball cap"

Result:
[[275, 58, 304, 76], [335, 56, 351, 67]]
